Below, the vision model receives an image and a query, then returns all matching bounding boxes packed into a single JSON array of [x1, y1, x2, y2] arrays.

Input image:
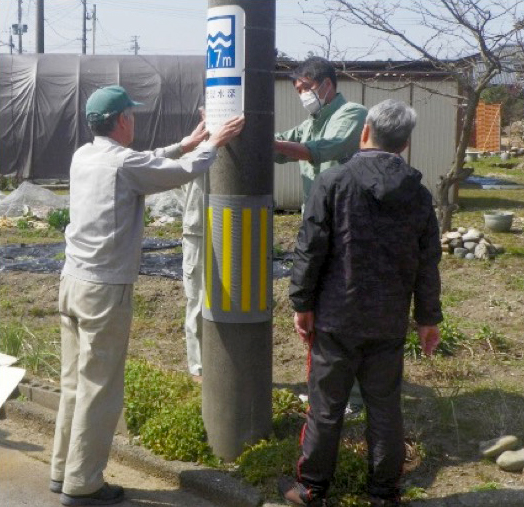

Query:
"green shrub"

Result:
[[47, 208, 70, 232], [236, 436, 299, 485], [124, 359, 198, 434], [139, 399, 217, 465]]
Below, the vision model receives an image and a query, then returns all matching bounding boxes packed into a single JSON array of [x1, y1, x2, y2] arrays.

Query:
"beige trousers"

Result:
[[51, 274, 133, 495], [182, 235, 203, 376]]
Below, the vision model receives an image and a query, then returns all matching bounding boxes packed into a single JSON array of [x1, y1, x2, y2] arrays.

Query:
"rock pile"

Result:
[[441, 227, 505, 260], [480, 435, 524, 472]]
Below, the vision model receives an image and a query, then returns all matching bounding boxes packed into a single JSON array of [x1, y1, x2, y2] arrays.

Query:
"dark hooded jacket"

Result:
[[289, 149, 443, 339]]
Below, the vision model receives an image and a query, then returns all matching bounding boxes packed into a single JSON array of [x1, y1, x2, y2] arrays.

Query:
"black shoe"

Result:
[[368, 494, 401, 506], [278, 476, 326, 507], [60, 483, 124, 506], [50, 480, 63, 493]]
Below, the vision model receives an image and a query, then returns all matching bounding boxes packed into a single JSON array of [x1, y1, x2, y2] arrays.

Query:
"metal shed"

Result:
[[274, 61, 459, 209]]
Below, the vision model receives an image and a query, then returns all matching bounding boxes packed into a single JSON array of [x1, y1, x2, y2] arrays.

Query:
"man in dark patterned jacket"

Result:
[[279, 99, 442, 507]]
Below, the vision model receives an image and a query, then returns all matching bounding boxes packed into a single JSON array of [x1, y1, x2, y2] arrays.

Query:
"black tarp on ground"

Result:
[[0, 54, 206, 180]]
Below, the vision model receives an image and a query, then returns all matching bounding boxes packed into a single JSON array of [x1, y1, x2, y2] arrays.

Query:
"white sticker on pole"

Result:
[[205, 5, 245, 133]]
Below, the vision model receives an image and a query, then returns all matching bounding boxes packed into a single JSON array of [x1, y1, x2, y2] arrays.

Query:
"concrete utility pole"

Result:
[[202, 0, 276, 461], [131, 36, 139, 55], [36, 0, 44, 53], [92, 5, 96, 55], [9, 33, 14, 54], [81, 0, 87, 54], [18, 0, 23, 54]]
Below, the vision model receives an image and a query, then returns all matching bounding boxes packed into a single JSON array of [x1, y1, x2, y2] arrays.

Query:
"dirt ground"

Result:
[[2, 202, 524, 501]]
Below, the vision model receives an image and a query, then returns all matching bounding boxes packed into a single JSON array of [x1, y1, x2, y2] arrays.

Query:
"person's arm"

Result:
[[413, 190, 443, 352], [156, 120, 209, 160], [121, 116, 244, 195], [274, 140, 312, 162], [304, 105, 367, 165], [274, 122, 306, 164], [289, 173, 332, 313]]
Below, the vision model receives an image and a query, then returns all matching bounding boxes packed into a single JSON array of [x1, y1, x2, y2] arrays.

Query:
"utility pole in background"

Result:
[[81, 0, 87, 54], [202, 0, 276, 461], [9, 33, 14, 54], [131, 36, 139, 55], [36, 0, 44, 53], [15, 0, 27, 54], [91, 5, 96, 55]]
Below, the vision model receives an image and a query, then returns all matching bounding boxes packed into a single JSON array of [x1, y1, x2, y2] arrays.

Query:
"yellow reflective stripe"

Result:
[[222, 207, 232, 311], [205, 207, 213, 309], [241, 208, 252, 312], [259, 207, 268, 311]]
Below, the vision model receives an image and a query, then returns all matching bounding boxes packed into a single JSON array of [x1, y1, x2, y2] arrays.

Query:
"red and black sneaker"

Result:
[[278, 476, 327, 507]]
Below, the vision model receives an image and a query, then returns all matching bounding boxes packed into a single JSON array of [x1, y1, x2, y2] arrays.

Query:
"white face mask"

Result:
[[299, 80, 329, 115]]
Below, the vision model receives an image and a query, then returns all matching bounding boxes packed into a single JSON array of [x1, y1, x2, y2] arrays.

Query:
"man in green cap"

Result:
[[50, 85, 244, 506]]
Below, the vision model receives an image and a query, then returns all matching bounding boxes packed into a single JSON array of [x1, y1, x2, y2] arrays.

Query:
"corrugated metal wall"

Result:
[[274, 76, 458, 210]]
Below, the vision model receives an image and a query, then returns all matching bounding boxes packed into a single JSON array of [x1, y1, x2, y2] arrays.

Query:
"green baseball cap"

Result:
[[86, 85, 143, 123]]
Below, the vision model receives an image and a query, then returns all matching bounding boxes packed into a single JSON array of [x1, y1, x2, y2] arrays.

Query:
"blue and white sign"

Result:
[[205, 5, 245, 133]]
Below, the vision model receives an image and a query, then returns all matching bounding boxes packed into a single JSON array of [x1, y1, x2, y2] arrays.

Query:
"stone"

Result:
[[497, 448, 524, 472], [493, 244, 505, 254], [457, 227, 467, 234], [441, 236, 451, 245], [475, 243, 490, 260], [480, 435, 521, 459], [464, 242, 477, 252], [463, 229, 482, 242], [445, 231, 462, 240], [479, 237, 492, 245], [465, 253, 475, 260], [441, 244, 452, 254], [453, 248, 467, 258], [450, 238, 464, 250]]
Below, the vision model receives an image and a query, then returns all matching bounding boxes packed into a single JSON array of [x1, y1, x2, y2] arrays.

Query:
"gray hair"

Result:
[[88, 108, 132, 137], [366, 99, 417, 153]]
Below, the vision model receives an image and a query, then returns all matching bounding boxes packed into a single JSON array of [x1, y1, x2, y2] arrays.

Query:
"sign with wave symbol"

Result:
[[207, 15, 235, 69], [205, 5, 245, 133]]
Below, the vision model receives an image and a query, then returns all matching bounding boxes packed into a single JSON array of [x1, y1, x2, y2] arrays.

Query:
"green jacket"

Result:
[[275, 93, 367, 203]]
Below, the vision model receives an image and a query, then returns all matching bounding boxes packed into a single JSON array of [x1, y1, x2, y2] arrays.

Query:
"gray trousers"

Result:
[[297, 330, 405, 500], [51, 274, 133, 495]]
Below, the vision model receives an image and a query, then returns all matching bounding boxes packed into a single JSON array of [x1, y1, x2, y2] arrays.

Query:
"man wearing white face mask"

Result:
[[275, 57, 367, 205], [275, 58, 367, 417]]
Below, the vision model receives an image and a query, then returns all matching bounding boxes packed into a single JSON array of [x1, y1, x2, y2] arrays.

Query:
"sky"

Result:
[[0, 0, 520, 61], [0, 0, 421, 60]]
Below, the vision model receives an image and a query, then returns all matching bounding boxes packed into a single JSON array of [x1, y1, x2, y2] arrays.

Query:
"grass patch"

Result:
[[0, 323, 60, 377]]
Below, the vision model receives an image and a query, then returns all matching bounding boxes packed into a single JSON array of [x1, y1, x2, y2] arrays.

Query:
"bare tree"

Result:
[[314, 0, 524, 232]]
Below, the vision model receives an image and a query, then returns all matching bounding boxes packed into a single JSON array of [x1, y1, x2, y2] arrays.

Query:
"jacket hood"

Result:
[[351, 149, 422, 204]]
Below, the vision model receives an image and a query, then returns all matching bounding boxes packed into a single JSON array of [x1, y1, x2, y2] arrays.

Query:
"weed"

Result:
[[475, 325, 511, 353], [53, 252, 66, 261], [404, 316, 467, 359], [16, 218, 31, 230], [403, 486, 428, 500], [0, 323, 60, 377], [133, 294, 157, 319], [47, 208, 70, 232], [470, 482, 500, 492], [144, 207, 154, 226], [28, 306, 54, 318]]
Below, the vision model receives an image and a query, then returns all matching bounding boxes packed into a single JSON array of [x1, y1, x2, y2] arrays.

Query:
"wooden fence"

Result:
[[470, 102, 501, 152]]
